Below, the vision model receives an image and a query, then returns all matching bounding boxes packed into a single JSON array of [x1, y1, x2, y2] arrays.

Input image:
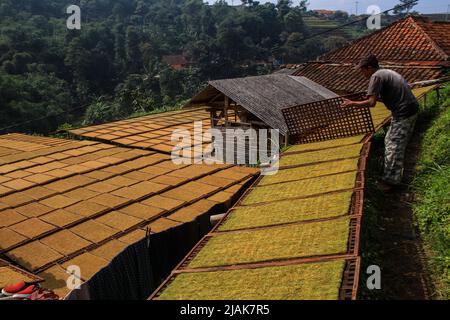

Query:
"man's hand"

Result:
[[340, 98, 354, 108]]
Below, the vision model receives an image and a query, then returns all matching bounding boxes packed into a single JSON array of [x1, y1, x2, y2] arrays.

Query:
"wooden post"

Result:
[[224, 96, 229, 126], [284, 133, 289, 148], [210, 110, 217, 127]]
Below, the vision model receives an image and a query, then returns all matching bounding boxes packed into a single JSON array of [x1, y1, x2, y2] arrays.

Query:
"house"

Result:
[[162, 55, 188, 70], [313, 10, 337, 18], [293, 16, 450, 94], [184, 74, 338, 145]]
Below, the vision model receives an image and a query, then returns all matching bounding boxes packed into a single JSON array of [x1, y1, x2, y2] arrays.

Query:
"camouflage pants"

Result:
[[383, 114, 418, 185]]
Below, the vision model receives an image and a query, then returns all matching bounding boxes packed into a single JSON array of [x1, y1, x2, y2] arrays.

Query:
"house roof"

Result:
[[318, 16, 450, 65], [293, 63, 445, 94], [162, 55, 188, 66], [0, 133, 258, 298], [185, 74, 338, 135]]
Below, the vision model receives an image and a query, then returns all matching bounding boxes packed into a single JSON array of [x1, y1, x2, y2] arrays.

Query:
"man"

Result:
[[341, 55, 419, 192]]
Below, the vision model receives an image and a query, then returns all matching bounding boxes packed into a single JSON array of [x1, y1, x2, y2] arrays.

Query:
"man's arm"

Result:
[[341, 95, 377, 108]]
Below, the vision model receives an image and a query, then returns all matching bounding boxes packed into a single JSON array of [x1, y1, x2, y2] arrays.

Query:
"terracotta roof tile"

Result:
[[319, 16, 450, 64], [293, 63, 445, 94]]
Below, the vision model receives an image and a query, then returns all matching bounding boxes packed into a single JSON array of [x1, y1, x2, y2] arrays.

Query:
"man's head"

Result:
[[358, 54, 380, 79]]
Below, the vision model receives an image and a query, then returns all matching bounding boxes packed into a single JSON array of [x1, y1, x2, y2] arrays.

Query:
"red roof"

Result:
[[291, 16, 450, 93], [319, 16, 450, 65], [313, 10, 336, 15], [162, 55, 188, 66], [293, 63, 445, 94]]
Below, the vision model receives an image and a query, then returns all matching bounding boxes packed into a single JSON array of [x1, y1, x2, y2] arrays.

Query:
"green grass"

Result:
[[411, 85, 450, 299], [219, 191, 353, 231], [188, 217, 351, 269], [157, 259, 346, 300], [358, 84, 450, 299]]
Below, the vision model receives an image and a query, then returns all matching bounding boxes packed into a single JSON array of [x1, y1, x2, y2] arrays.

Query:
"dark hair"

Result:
[[358, 54, 380, 69]]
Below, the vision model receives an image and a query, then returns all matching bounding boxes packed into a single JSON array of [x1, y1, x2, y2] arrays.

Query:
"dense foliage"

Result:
[[0, 0, 366, 133], [412, 84, 450, 299]]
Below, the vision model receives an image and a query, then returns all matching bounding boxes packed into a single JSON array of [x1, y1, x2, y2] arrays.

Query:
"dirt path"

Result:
[[370, 129, 434, 299]]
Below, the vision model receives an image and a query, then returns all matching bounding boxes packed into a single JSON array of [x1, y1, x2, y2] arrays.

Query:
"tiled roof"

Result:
[[0, 134, 258, 298], [293, 63, 445, 94], [162, 55, 188, 66], [69, 108, 211, 154], [319, 16, 450, 65]]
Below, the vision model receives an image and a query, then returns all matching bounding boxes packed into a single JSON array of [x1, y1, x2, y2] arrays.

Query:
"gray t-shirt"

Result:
[[367, 69, 419, 120]]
